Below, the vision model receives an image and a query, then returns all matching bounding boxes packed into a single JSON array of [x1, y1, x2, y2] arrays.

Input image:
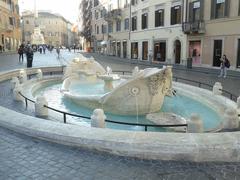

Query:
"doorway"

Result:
[[213, 40, 222, 67], [154, 41, 166, 62], [117, 42, 121, 57], [174, 40, 181, 64], [123, 41, 127, 58]]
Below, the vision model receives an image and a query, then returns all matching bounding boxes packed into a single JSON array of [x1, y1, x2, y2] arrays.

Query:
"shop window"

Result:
[[131, 42, 138, 59]]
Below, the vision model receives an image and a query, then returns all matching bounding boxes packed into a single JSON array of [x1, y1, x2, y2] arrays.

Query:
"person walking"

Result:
[[218, 54, 230, 78], [18, 46, 24, 63], [56, 47, 60, 59], [26, 46, 34, 68]]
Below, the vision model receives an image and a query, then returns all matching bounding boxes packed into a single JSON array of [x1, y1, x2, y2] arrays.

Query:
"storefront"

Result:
[[189, 40, 201, 65]]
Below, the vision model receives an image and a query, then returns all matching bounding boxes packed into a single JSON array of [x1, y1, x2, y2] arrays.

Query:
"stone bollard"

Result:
[[35, 96, 48, 117], [10, 77, 20, 90], [13, 84, 23, 101], [237, 96, 240, 109], [213, 82, 222, 95], [132, 66, 139, 76], [19, 69, 27, 84], [91, 109, 106, 128], [187, 114, 204, 133], [36, 69, 43, 80], [222, 108, 239, 130]]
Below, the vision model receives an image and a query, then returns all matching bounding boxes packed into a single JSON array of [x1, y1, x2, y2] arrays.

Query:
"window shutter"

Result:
[[200, 0, 204, 20], [224, 0, 229, 17], [189, 2, 193, 22], [211, 0, 215, 19]]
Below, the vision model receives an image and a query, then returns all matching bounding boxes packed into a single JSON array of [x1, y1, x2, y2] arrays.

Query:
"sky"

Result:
[[19, 0, 81, 24]]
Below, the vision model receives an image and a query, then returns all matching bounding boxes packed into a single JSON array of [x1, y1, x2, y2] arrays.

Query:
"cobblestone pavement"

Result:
[[1, 126, 240, 180], [1, 51, 240, 179]]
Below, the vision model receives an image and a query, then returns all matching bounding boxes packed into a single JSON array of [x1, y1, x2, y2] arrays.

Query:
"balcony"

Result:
[[182, 20, 205, 34], [104, 9, 122, 22]]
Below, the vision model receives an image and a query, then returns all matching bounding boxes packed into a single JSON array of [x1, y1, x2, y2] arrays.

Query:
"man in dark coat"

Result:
[[26, 46, 34, 68]]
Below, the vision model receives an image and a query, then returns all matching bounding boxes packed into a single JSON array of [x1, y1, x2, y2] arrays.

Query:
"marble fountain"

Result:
[[1, 55, 240, 162]]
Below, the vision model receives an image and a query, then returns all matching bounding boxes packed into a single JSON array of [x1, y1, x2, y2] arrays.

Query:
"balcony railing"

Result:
[[104, 9, 122, 21], [182, 20, 205, 34]]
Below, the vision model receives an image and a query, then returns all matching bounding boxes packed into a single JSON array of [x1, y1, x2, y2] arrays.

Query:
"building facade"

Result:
[[0, 0, 21, 52], [90, 0, 187, 64], [22, 11, 75, 47], [183, 0, 240, 69]]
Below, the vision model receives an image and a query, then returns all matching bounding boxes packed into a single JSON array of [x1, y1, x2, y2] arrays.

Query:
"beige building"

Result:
[[0, 0, 21, 52], [91, 0, 187, 64], [22, 11, 74, 47], [183, 0, 240, 69]]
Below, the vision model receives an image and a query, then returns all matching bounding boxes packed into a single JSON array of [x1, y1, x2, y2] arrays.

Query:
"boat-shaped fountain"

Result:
[[61, 57, 173, 115]]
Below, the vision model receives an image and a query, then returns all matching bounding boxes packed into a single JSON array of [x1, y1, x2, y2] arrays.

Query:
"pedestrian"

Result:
[[56, 47, 60, 59], [18, 46, 24, 63], [157, 52, 161, 61], [26, 46, 34, 68], [0, 45, 2, 53], [218, 54, 230, 78], [43, 46, 46, 54]]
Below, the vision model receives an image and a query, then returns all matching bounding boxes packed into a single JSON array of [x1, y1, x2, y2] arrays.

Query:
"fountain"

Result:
[[16, 56, 238, 133], [61, 58, 173, 115]]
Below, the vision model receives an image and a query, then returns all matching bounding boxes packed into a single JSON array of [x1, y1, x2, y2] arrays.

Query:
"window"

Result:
[[100, 10, 105, 18], [9, 17, 13, 25], [102, 25, 107, 34], [171, 5, 181, 25], [155, 9, 164, 27], [131, 0, 137, 6], [131, 42, 138, 59], [95, 10, 99, 19], [142, 41, 148, 60], [124, 18, 129, 30], [26, 20, 29, 24], [108, 22, 113, 33], [116, 21, 121, 31], [124, 0, 129, 8], [132, 16, 137, 31], [211, 0, 229, 19], [94, 0, 99, 7], [97, 26, 99, 34], [142, 13, 148, 29]]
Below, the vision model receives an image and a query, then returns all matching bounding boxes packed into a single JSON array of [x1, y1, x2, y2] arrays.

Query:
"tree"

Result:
[[79, 0, 92, 41]]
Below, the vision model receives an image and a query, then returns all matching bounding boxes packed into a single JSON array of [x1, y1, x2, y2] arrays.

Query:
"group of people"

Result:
[[18, 44, 34, 68]]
